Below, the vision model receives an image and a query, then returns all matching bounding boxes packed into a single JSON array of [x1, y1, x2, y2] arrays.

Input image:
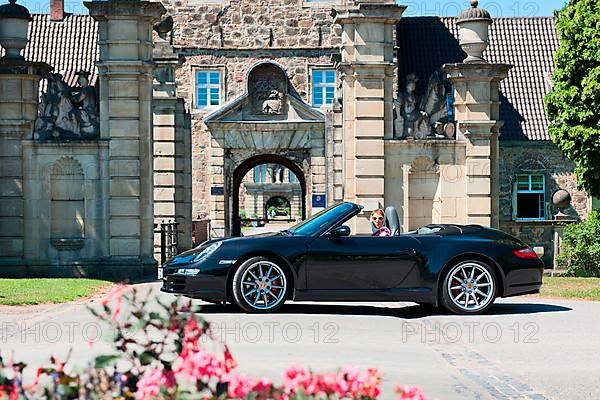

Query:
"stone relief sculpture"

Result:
[[262, 90, 283, 115], [394, 70, 455, 140], [252, 80, 285, 115], [34, 71, 99, 140]]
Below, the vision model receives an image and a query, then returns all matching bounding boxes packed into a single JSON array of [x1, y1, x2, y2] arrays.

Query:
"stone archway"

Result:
[[231, 154, 307, 236], [265, 196, 292, 220], [204, 61, 326, 238]]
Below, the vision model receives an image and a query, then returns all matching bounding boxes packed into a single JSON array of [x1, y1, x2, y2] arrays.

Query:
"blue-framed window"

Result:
[[253, 165, 267, 183], [515, 174, 546, 220], [195, 70, 221, 108], [288, 170, 298, 183], [312, 69, 335, 107]]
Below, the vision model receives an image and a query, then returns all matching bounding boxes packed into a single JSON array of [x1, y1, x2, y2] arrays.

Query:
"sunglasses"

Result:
[[371, 216, 384, 221]]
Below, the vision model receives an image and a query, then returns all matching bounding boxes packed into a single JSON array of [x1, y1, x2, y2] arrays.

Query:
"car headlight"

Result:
[[176, 268, 201, 276], [192, 241, 223, 262]]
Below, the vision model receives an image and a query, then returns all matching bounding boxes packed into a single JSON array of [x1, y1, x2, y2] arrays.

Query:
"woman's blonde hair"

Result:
[[371, 209, 384, 218]]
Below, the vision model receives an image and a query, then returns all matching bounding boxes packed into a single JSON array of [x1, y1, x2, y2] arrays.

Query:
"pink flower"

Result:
[[180, 317, 203, 358], [135, 367, 176, 400], [100, 284, 128, 321], [223, 345, 238, 374], [226, 374, 253, 399], [282, 364, 311, 394], [361, 368, 382, 398], [251, 377, 272, 394], [336, 366, 382, 399], [320, 372, 345, 396], [173, 348, 226, 382], [396, 384, 428, 400]]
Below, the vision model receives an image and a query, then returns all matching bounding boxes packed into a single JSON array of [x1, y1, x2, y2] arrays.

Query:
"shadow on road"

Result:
[[194, 301, 571, 319], [485, 302, 572, 315]]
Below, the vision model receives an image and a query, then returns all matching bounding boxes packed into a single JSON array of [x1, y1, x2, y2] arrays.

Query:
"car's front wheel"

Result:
[[441, 260, 497, 315], [231, 257, 290, 313]]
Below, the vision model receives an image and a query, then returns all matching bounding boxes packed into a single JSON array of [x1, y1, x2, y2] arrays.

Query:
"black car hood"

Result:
[[165, 237, 228, 265], [166, 231, 285, 265]]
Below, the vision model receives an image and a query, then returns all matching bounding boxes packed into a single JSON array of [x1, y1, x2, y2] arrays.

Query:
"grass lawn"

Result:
[[0, 279, 111, 306], [536, 276, 600, 301]]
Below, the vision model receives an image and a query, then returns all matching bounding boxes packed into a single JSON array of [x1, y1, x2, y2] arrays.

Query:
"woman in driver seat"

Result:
[[371, 209, 391, 237]]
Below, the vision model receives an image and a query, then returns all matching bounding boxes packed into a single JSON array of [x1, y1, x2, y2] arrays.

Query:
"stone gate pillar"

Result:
[[444, 1, 512, 228], [153, 37, 193, 254], [0, 0, 51, 270], [85, 0, 165, 266], [335, 0, 404, 233], [0, 61, 50, 267]]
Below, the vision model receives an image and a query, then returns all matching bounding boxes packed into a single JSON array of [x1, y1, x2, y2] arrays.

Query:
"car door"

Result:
[[305, 234, 421, 291]]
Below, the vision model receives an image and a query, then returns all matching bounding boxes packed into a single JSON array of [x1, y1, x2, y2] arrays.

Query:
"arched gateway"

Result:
[[204, 62, 326, 237], [232, 154, 307, 236]]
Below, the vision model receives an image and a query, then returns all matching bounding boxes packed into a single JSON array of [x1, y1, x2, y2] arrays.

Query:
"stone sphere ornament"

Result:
[[0, 0, 32, 60], [552, 189, 571, 212], [457, 0, 493, 63]]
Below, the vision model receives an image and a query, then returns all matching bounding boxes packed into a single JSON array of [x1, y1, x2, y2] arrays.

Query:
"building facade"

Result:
[[0, 0, 590, 277]]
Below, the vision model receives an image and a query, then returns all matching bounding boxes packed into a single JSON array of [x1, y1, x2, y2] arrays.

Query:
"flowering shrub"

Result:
[[0, 285, 428, 399]]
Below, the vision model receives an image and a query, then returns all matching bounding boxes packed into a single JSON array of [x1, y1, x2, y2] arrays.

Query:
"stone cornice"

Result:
[[459, 121, 504, 137], [84, 0, 165, 22], [443, 62, 513, 80], [333, 2, 406, 25], [0, 60, 52, 76]]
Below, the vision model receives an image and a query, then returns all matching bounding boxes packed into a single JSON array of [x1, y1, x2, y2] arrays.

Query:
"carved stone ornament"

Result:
[[253, 80, 284, 115], [34, 71, 99, 140], [394, 70, 454, 140], [409, 156, 439, 174]]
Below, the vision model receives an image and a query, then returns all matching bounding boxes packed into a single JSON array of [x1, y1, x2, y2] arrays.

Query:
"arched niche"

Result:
[[247, 62, 289, 116]]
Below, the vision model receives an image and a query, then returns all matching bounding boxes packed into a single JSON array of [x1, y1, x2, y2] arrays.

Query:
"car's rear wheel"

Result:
[[231, 257, 289, 313], [441, 260, 497, 315]]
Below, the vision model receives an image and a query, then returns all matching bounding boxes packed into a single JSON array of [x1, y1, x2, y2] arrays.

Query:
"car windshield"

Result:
[[287, 203, 355, 236]]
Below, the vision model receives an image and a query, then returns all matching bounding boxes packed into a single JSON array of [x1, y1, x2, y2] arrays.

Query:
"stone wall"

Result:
[[499, 140, 589, 267], [159, 0, 343, 220], [161, 0, 342, 49]]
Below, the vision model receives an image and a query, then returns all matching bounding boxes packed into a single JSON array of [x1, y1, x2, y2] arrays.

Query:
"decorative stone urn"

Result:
[[457, 0, 492, 63], [0, 0, 32, 60], [553, 189, 572, 219]]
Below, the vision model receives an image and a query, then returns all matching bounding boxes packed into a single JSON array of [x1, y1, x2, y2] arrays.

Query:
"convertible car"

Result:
[[161, 202, 544, 315]]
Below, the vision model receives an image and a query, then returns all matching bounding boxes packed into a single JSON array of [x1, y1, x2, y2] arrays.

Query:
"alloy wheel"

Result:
[[239, 260, 287, 310], [446, 262, 495, 312]]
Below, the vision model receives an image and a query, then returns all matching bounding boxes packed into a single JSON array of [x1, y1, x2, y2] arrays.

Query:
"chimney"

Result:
[[50, 0, 64, 21]]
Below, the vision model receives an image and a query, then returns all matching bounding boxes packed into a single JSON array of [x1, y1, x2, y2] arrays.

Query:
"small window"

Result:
[[195, 70, 221, 109], [311, 69, 336, 107], [515, 175, 546, 220], [289, 170, 298, 183], [253, 165, 267, 183]]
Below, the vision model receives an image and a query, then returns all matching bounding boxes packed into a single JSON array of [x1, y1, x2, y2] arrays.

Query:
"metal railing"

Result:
[[154, 221, 179, 265]]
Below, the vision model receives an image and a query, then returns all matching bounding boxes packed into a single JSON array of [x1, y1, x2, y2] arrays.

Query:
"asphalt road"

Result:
[[1, 283, 598, 399]]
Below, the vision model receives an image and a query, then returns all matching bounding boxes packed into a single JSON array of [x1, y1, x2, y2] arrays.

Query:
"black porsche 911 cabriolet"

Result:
[[161, 202, 544, 315]]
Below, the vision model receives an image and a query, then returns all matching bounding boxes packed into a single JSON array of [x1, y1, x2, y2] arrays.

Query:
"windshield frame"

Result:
[[286, 202, 361, 237]]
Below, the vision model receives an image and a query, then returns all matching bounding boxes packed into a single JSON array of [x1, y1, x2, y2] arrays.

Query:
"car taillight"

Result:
[[513, 248, 539, 259]]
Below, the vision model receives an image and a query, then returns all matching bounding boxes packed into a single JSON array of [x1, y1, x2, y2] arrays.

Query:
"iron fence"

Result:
[[154, 221, 179, 265]]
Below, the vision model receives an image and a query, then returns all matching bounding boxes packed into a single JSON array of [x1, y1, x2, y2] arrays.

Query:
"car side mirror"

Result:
[[327, 225, 351, 238]]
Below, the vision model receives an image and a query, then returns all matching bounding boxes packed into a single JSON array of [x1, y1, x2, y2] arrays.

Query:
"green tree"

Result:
[[544, 0, 600, 197]]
